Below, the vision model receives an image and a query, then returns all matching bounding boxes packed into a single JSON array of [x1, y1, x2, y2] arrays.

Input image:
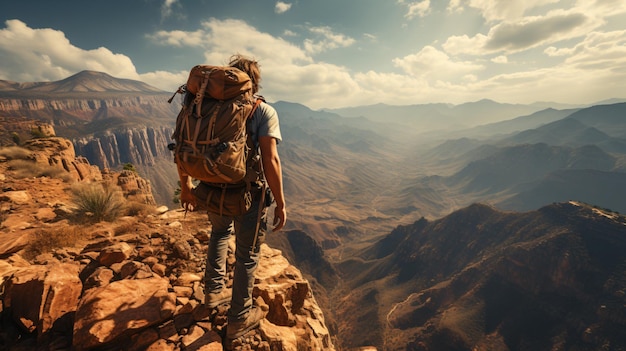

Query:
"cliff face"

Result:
[[1, 108, 178, 206], [0, 96, 180, 127], [73, 126, 174, 170], [71, 125, 178, 206], [1, 72, 183, 206]]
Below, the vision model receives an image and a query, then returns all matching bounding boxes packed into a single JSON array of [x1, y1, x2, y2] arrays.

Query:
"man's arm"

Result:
[[178, 167, 196, 211], [259, 135, 286, 231]]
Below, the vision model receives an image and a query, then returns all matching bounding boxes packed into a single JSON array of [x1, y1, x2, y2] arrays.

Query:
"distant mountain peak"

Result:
[[0, 70, 164, 95], [45, 70, 164, 94], [66, 70, 120, 83]]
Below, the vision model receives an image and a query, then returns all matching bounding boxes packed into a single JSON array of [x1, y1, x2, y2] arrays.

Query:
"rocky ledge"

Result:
[[0, 136, 335, 351], [1, 224, 334, 351]]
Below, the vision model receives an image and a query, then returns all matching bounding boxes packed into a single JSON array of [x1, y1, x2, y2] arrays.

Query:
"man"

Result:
[[178, 54, 287, 341]]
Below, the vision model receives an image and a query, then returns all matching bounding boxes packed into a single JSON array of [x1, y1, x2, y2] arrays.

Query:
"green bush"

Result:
[[123, 163, 137, 173], [11, 132, 21, 145], [173, 181, 181, 204], [30, 129, 47, 139], [71, 182, 126, 223]]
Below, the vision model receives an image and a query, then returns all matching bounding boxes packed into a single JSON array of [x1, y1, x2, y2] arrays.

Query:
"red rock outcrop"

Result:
[[21, 137, 103, 182], [1, 220, 335, 350], [0, 138, 336, 350], [4, 262, 82, 336]]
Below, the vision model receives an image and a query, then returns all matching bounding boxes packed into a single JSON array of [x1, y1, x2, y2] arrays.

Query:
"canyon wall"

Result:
[[73, 126, 174, 170], [0, 95, 179, 125]]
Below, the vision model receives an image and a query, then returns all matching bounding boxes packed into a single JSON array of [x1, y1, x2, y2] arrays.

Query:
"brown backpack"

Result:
[[170, 65, 262, 184]]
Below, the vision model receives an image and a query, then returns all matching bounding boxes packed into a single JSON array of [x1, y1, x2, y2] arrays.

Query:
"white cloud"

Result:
[[364, 33, 377, 40], [138, 69, 188, 93], [354, 70, 432, 104], [0, 20, 139, 82], [149, 28, 207, 47], [150, 18, 311, 65], [161, 0, 180, 20], [1, 11, 625, 110], [443, 8, 603, 55], [147, 19, 360, 107], [447, 0, 463, 13], [275, 2, 292, 14], [443, 29, 626, 105], [485, 11, 592, 52], [491, 55, 508, 63], [405, 0, 431, 19], [458, 0, 561, 22], [576, 0, 626, 16], [562, 30, 626, 70], [264, 62, 363, 108], [393, 46, 484, 81], [442, 34, 488, 56], [303, 26, 355, 54]]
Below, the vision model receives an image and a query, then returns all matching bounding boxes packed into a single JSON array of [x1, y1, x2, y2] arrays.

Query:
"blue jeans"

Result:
[[205, 193, 267, 321]]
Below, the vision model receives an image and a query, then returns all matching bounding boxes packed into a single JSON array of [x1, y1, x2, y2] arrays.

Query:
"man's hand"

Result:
[[272, 205, 286, 232], [180, 187, 196, 212], [179, 173, 197, 212]]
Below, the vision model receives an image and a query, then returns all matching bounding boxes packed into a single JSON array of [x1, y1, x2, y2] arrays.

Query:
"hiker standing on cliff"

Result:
[[177, 54, 287, 341]]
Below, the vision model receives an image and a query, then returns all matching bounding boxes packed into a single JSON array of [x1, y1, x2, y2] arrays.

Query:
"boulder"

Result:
[[97, 242, 134, 266], [0, 232, 30, 257], [72, 276, 176, 350], [4, 263, 82, 335], [0, 190, 31, 205]]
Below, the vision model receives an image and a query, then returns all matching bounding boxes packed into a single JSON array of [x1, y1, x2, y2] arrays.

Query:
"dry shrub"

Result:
[[25, 224, 85, 259], [113, 221, 137, 236], [71, 182, 126, 223], [0, 210, 8, 228], [124, 200, 157, 217], [0, 146, 31, 160], [1, 146, 73, 182], [7, 159, 73, 182]]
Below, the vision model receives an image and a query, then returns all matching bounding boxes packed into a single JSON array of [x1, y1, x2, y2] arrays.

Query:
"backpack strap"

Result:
[[248, 97, 263, 120], [194, 70, 211, 116]]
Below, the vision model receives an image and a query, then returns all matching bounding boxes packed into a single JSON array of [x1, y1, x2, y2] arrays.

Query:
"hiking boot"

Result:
[[226, 306, 267, 340], [204, 289, 232, 308]]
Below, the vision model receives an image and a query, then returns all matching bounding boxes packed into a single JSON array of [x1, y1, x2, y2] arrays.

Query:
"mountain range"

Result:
[[2, 71, 626, 350], [335, 201, 626, 350]]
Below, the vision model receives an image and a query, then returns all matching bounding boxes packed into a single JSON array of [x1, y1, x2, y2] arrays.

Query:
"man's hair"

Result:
[[228, 54, 261, 94]]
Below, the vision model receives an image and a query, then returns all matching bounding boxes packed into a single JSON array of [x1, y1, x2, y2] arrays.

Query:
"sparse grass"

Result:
[[1, 146, 72, 182], [7, 159, 73, 182], [124, 200, 157, 217], [24, 224, 85, 259], [113, 221, 137, 236], [71, 181, 126, 223]]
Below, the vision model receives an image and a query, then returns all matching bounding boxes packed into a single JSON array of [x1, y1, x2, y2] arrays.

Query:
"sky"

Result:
[[1, 0, 626, 109]]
